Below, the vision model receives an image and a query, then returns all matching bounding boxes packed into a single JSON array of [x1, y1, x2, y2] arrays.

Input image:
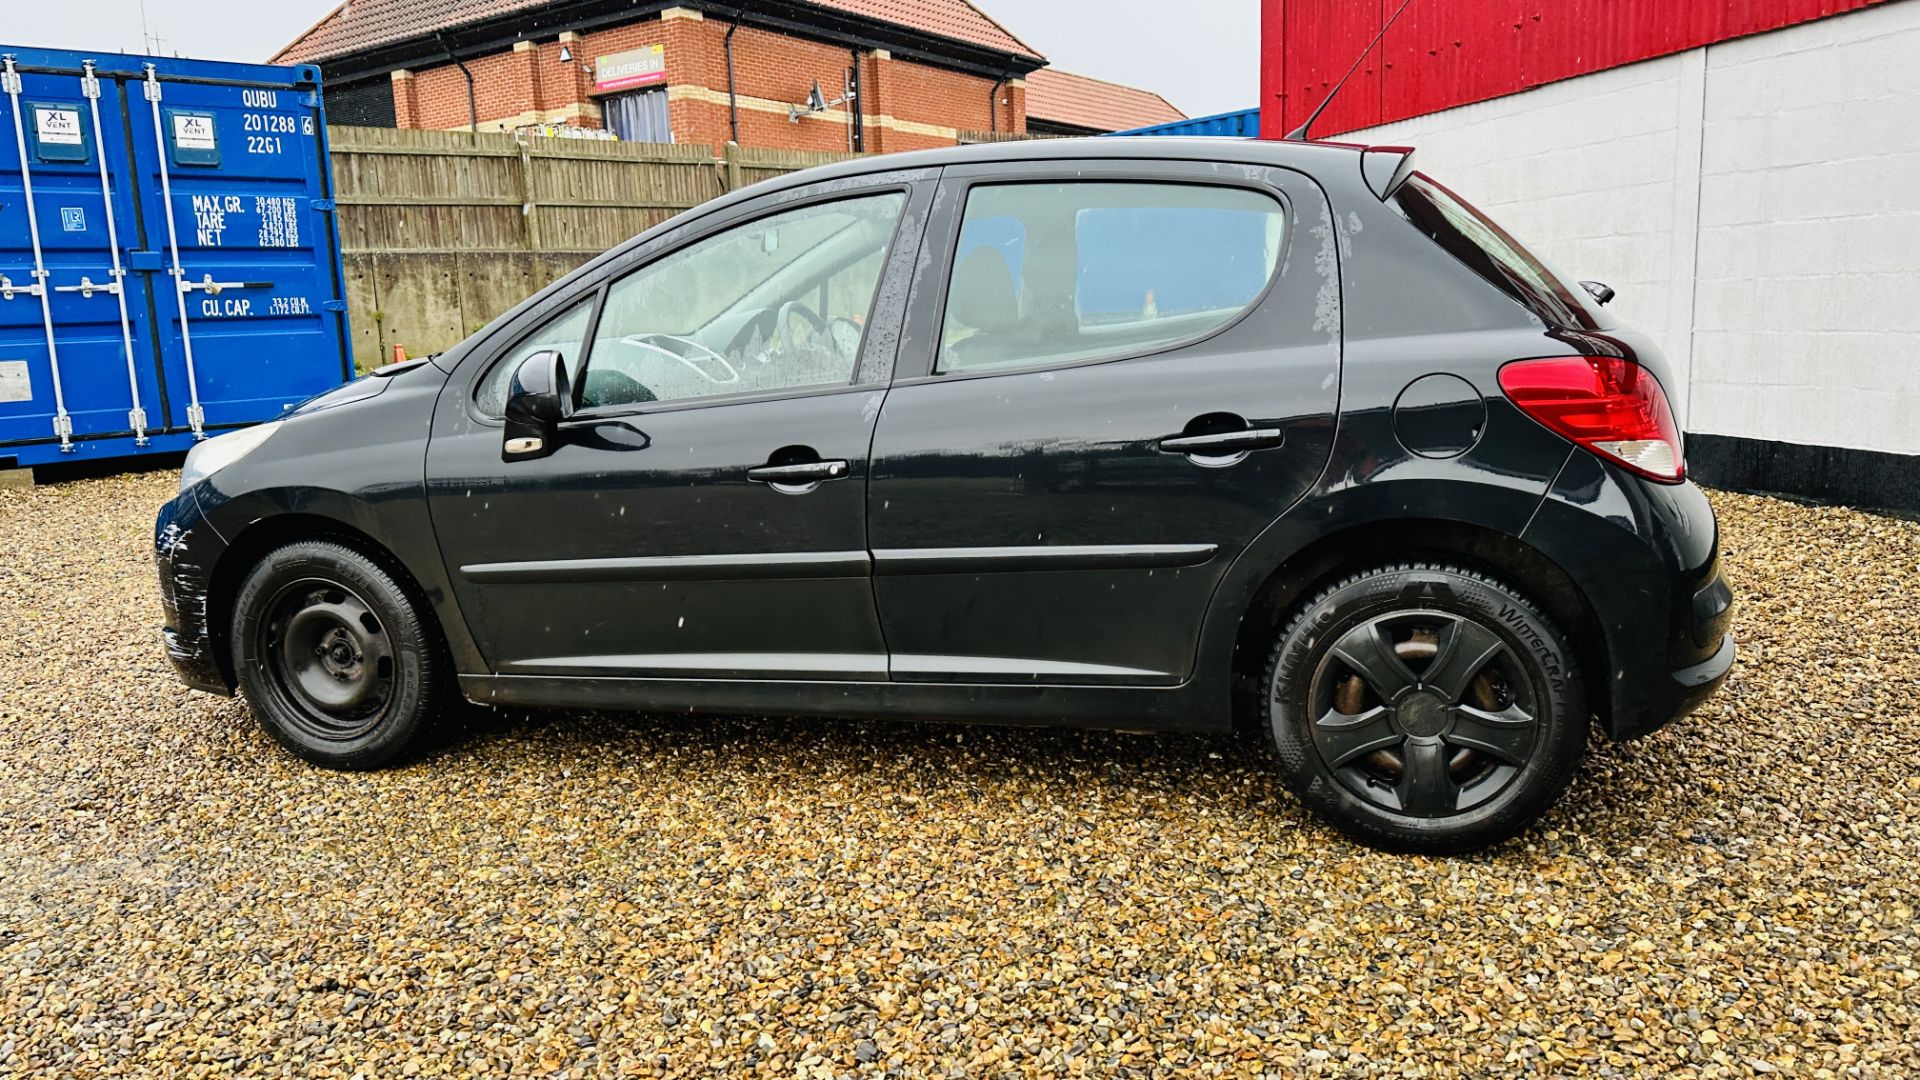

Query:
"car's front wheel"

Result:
[[1263, 563, 1588, 854], [231, 541, 446, 770]]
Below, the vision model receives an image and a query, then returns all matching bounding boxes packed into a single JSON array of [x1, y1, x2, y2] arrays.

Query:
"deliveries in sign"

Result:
[[173, 112, 217, 152], [596, 45, 666, 93], [35, 106, 83, 146]]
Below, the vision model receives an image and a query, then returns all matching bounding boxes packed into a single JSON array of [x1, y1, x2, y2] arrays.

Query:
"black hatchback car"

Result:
[[155, 138, 1734, 853]]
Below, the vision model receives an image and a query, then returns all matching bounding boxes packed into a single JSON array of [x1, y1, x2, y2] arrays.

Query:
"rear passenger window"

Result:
[[938, 182, 1285, 374]]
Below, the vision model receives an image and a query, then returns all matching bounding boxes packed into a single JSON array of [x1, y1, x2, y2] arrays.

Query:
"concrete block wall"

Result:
[[1345, 0, 1920, 459]]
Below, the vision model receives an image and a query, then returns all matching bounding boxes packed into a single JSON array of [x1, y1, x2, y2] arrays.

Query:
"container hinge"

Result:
[[323, 299, 348, 313], [311, 199, 335, 213]]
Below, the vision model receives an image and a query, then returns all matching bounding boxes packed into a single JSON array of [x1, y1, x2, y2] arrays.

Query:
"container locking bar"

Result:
[[178, 275, 273, 295], [144, 64, 207, 438], [51, 276, 121, 298], [0, 275, 46, 301], [74, 60, 149, 443], [3, 55, 75, 451]]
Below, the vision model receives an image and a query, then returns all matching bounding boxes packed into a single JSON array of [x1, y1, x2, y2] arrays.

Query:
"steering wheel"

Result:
[[772, 301, 828, 358], [774, 301, 864, 364], [619, 333, 739, 386]]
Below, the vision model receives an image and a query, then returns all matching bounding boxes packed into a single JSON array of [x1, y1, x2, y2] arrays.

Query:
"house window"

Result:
[[603, 89, 672, 143]]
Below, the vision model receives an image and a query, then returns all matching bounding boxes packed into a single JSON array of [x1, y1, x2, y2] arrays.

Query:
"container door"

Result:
[[124, 66, 348, 434], [0, 59, 162, 450]]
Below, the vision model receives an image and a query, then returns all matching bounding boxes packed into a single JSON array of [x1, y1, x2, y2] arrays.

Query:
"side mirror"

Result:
[[502, 349, 571, 462], [1579, 280, 1616, 306]]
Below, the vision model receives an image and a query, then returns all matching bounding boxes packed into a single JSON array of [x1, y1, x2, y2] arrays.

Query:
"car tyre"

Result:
[[231, 541, 447, 770], [1262, 563, 1587, 854]]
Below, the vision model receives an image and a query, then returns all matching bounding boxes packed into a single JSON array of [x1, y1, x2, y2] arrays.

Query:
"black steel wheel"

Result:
[[1263, 563, 1587, 854], [232, 541, 447, 770], [259, 579, 396, 741]]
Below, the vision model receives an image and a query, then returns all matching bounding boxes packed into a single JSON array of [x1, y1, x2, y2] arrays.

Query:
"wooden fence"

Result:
[[327, 126, 851, 370]]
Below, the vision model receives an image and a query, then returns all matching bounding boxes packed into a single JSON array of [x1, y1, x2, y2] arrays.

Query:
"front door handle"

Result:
[[747, 460, 850, 486], [1157, 427, 1287, 456]]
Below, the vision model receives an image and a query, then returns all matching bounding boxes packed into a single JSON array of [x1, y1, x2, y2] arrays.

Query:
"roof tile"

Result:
[[275, 0, 1042, 64], [1024, 68, 1186, 133]]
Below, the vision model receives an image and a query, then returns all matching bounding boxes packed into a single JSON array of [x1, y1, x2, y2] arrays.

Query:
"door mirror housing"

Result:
[[1580, 280, 1616, 306], [502, 350, 572, 462]]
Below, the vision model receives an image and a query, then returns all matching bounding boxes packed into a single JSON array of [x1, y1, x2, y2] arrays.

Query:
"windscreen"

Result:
[[1392, 173, 1614, 332]]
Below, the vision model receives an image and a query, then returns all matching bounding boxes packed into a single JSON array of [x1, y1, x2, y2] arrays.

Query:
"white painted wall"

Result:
[[1345, 0, 1920, 455]]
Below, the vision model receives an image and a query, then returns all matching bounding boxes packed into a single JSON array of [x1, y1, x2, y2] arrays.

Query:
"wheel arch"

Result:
[[1224, 517, 1610, 736], [205, 513, 450, 691]]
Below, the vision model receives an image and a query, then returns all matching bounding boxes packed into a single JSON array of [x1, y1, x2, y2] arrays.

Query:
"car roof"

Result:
[[743, 136, 1377, 196]]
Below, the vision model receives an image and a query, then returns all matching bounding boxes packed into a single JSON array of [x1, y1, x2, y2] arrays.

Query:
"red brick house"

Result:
[[275, 0, 1186, 152]]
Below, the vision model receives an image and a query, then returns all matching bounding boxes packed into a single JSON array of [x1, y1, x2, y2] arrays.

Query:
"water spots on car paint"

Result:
[[1310, 200, 1341, 347]]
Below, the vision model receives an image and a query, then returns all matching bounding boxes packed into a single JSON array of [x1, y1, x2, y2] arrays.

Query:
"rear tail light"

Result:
[[1498, 356, 1685, 483]]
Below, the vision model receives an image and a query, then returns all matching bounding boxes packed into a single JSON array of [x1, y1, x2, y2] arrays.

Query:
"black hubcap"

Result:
[[259, 579, 395, 741], [1307, 611, 1538, 817]]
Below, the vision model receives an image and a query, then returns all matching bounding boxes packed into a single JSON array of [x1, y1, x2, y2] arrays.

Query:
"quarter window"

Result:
[[938, 182, 1286, 374], [578, 192, 907, 408], [474, 297, 595, 417]]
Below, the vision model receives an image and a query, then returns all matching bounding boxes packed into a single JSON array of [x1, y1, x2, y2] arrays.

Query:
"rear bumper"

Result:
[[155, 486, 234, 696], [1523, 454, 1736, 740]]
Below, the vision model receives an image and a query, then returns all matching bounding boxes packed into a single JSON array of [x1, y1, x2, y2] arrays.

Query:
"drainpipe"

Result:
[[848, 48, 864, 153], [724, 18, 742, 144], [438, 32, 478, 141], [989, 73, 1008, 134]]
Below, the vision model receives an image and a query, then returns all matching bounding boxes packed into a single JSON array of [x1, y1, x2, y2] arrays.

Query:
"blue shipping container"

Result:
[[0, 45, 349, 468], [1108, 108, 1262, 139]]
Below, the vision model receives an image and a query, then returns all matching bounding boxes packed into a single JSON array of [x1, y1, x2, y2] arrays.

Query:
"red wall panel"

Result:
[[1272, 0, 1385, 136], [1380, 0, 1524, 123], [1261, 0, 1892, 139]]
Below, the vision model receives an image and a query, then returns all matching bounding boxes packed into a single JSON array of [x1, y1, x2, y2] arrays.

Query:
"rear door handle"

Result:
[[1157, 428, 1287, 456], [747, 460, 850, 485]]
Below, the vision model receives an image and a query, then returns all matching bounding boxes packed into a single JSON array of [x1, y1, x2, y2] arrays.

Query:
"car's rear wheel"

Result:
[[1262, 563, 1587, 854], [231, 541, 445, 770]]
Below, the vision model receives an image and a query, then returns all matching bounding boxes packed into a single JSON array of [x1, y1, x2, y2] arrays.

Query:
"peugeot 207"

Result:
[[154, 139, 1734, 853]]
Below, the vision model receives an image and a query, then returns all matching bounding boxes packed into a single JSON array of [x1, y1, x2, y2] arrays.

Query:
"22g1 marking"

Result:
[[242, 112, 315, 155]]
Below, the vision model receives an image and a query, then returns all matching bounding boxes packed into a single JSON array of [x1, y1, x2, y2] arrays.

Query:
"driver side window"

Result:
[[579, 191, 907, 409]]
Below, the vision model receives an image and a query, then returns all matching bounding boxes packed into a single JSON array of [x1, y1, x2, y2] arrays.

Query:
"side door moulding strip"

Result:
[[461, 549, 872, 584], [871, 543, 1218, 575]]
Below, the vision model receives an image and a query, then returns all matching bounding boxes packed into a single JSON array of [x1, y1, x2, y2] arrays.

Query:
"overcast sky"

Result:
[[4, 0, 1259, 118]]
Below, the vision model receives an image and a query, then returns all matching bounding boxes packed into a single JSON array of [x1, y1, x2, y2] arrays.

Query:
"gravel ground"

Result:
[[1, 470, 1916, 1078]]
